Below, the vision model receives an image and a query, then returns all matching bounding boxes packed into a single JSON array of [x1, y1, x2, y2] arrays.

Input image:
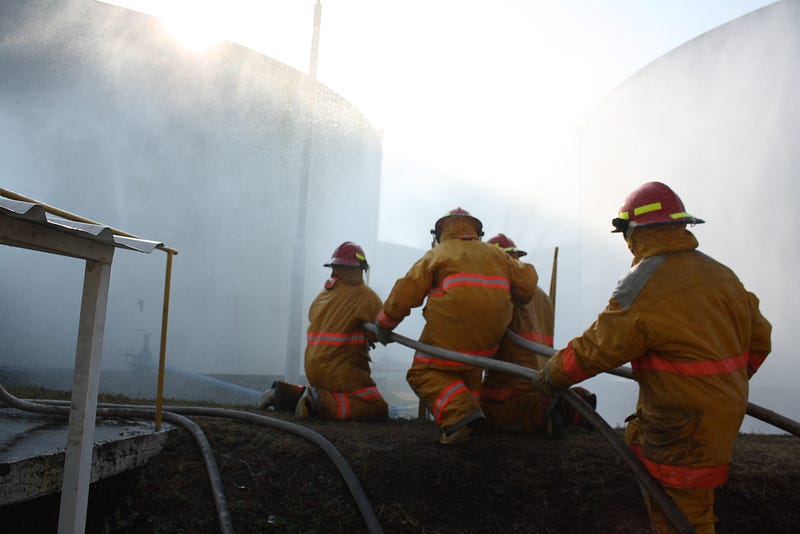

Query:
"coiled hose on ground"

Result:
[[365, 322, 695, 534], [0, 385, 384, 534]]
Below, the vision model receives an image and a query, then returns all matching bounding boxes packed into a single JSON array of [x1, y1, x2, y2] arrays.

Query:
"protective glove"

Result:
[[375, 320, 393, 345], [531, 371, 557, 397]]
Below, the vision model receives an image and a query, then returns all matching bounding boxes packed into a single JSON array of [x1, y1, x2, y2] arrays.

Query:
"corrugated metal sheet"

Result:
[[0, 197, 161, 254]]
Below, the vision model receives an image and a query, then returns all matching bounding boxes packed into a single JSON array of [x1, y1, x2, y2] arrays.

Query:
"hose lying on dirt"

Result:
[[505, 330, 800, 438], [149, 405, 384, 534], [0, 385, 384, 534], [365, 322, 695, 534], [0, 385, 234, 534]]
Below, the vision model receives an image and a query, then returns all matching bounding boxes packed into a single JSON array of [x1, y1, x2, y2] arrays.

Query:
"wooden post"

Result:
[[57, 257, 113, 534], [548, 246, 559, 309]]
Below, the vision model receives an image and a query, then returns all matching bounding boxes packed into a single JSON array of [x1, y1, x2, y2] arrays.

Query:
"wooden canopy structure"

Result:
[[0, 190, 171, 533]]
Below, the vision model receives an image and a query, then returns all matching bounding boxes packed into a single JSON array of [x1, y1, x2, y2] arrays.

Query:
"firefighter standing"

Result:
[[481, 233, 596, 435], [375, 208, 538, 445], [259, 241, 389, 422], [532, 182, 772, 533]]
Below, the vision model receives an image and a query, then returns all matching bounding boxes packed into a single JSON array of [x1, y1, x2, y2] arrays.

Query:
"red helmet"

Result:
[[324, 241, 369, 269], [486, 233, 527, 257], [611, 181, 704, 234], [431, 207, 484, 240]]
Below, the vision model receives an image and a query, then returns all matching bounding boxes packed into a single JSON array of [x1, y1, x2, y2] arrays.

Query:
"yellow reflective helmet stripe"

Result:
[[633, 202, 662, 216], [618, 206, 693, 223], [670, 212, 692, 219]]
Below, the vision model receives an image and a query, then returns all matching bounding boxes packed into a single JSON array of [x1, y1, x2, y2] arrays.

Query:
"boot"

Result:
[[270, 381, 306, 412], [295, 387, 317, 419], [439, 416, 484, 446], [439, 425, 474, 446], [257, 388, 277, 410]]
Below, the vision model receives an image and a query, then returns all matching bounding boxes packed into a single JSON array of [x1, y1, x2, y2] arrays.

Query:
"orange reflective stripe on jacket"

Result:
[[560, 342, 592, 383], [432, 380, 469, 424], [428, 272, 511, 297], [307, 331, 368, 346], [517, 331, 554, 346], [630, 443, 729, 488], [376, 309, 400, 330], [633, 352, 748, 376], [413, 348, 497, 368]]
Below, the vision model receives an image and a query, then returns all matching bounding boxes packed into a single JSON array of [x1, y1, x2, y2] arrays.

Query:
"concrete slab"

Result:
[[0, 408, 173, 505]]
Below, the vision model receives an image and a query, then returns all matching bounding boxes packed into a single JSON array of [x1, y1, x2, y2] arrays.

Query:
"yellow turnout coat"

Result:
[[377, 220, 538, 431], [545, 225, 771, 488]]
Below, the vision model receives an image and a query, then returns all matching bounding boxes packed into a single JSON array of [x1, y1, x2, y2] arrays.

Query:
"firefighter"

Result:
[[375, 208, 538, 445], [481, 233, 596, 435], [258, 241, 389, 422], [532, 182, 772, 533]]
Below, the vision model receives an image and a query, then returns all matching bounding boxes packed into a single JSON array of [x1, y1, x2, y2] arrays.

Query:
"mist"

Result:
[[0, 0, 381, 388], [368, 1, 799, 431], [571, 0, 800, 432], [2, 0, 796, 432]]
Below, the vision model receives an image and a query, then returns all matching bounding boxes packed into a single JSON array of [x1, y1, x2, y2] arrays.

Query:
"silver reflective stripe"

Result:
[[611, 255, 666, 310]]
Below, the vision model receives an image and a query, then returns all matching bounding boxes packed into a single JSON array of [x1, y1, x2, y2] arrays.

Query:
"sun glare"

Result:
[[160, 12, 226, 50], [101, 1, 232, 50]]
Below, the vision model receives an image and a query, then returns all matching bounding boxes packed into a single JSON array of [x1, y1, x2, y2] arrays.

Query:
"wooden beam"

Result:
[[0, 213, 113, 264]]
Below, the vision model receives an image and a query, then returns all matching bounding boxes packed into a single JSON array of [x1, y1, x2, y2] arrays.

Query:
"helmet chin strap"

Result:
[[624, 229, 635, 254], [623, 221, 637, 241]]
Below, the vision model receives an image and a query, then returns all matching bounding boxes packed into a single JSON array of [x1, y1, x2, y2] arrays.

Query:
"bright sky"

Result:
[[103, 0, 777, 246]]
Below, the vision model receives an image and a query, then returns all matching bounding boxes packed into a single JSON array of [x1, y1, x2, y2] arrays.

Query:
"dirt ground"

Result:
[[2, 389, 799, 534]]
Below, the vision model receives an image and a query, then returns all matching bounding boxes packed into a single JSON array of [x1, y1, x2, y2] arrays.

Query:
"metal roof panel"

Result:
[[0, 197, 162, 254]]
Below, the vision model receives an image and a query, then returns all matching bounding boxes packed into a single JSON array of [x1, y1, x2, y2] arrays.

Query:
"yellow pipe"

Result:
[[155, 250, 174, 430]]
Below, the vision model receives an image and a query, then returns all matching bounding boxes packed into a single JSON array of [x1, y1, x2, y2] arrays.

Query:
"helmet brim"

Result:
[[611, 217, 705, 233]]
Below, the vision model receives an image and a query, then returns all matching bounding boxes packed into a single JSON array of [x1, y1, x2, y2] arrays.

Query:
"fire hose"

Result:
[[0, 385, 384, 534], [0, 385, 234, 534], [504, 330, 800, 438], [363, 322, 695, 534]]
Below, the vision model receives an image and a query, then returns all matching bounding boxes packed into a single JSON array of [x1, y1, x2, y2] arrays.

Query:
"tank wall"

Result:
[[0, 0, 381, 376], [576, 0, 799, 431]]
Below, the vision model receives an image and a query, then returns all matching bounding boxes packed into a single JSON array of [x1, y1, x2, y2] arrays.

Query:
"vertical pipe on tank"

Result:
[[285, 2, 324, 385]]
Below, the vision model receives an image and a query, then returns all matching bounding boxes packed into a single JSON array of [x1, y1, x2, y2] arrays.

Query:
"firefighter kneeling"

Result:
[[259, 241, 389, 422], [481, 233, 596, 437]]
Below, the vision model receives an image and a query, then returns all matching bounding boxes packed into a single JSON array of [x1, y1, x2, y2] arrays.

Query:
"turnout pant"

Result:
[[406, 365, 484, 433]]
